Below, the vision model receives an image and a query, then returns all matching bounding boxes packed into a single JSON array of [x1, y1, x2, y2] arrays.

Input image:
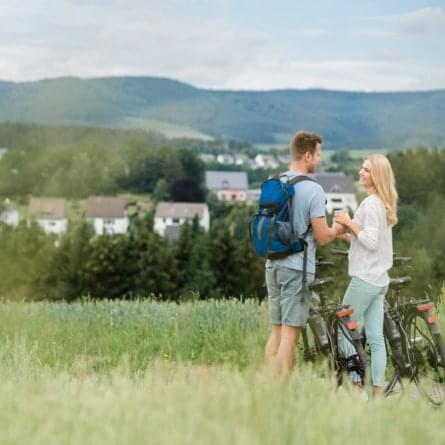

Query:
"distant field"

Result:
[[1, 299, 444, 444], [346, 148, 390, 159], [117, 117, 214, 140]]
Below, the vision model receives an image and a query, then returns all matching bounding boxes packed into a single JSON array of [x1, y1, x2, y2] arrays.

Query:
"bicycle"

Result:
[[330, 248, 445, 406], [300, 258, 368, 388]]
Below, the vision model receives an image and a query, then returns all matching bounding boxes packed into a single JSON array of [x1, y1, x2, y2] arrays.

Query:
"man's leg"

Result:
[[276, 325, 300, 379], [264, 324, 282, 366], [264, 266, 282, 367], [273, 267, 310, 379]]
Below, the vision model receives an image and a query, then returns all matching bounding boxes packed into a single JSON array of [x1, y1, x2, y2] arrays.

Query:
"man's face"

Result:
[[306, 143, 321, 173]]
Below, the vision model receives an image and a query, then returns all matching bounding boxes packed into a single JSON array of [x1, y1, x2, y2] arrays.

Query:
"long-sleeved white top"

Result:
[[348, 194, 393, 286]]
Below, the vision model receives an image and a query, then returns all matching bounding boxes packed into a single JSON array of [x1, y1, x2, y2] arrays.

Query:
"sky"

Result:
[[0, 0, 444, 91]]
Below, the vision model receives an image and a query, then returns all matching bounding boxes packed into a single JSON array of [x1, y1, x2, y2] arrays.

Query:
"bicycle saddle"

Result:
[[389, 276, 412, 290], [309, 277, 334, 292]]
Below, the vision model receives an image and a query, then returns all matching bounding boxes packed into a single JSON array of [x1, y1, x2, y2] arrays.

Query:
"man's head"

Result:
[[290, 131, 322, 173]]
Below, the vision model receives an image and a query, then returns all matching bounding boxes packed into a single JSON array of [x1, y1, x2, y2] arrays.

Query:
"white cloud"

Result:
[[0, 1, 444, 91], [392, 7, 445, 34], [352, 7, 445, 35], [218, 58, 445, 92]]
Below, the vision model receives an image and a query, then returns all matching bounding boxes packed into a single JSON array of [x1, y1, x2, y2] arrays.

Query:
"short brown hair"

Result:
[[290, 131, 322, 160]]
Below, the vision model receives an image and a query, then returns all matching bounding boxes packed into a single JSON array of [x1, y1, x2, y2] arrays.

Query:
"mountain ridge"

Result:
[[0, 76, 444, 148]]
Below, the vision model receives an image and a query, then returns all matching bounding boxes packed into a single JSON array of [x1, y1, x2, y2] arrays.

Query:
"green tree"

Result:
[[131, 217, 175, 299], [84, 234, 134, 299], [43, 222, 95, 300], [152, 178, 170, 202], [184, 233, 216, 299], [208, 221, 240, 298]]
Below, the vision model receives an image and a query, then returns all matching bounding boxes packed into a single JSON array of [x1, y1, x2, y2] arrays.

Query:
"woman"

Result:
[[334, 154, 398, 398]]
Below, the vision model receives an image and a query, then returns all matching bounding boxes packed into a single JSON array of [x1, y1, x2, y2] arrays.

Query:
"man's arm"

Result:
[[311, 217, 343, 246]]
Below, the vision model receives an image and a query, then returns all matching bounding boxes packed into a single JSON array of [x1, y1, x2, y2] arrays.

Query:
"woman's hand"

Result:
[[334, 211, 352, 228], [337, 233, 352, 243]]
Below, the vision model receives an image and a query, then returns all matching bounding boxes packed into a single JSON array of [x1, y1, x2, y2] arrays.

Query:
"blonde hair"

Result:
[[366, 154, 398, 226]]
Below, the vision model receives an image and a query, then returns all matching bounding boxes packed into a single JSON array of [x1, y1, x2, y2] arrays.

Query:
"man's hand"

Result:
[[332, 221, 347, 236]]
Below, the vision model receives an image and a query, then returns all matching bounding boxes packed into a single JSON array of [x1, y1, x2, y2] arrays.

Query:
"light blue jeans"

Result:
[[339, 277, 388, 387]]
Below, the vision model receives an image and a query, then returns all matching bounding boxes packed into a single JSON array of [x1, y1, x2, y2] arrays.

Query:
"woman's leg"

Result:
[[338, 278, 373, 384], [363, 286, 388, 389]]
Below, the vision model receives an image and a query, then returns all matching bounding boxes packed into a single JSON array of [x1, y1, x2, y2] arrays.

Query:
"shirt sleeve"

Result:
[[355, 199, 380, 251], [309, 184, 326, 219]]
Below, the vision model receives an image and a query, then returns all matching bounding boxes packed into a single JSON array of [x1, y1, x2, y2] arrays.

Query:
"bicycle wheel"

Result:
[[383, 336, 406, 397], [300, 314, 336, 379], [405, 310, 445, 406], [300, 326, 320, 362], [331, 316, 367, 387]]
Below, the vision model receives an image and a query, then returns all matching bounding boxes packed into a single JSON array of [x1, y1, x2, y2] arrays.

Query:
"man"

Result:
[[264, 131, 341, 378]]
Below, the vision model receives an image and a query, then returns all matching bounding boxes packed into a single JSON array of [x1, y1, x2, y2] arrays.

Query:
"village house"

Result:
[[198, 153, 216, 164], [246, 189, 261, 203], [315, 172, 358, 214], [154, 202, 210, 239], [254, 154, 279, 170], [0, 198, 19, 227], [234, 153, 251, 167], [277, 154, 290, 166], [28, 197, 68, 235], [86, 196, 129, 235], [216, 154, 235, 165], [205, 171, 248, 202]]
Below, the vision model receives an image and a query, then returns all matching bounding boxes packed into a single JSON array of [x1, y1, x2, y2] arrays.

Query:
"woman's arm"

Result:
[[334, 201, 380, 250]]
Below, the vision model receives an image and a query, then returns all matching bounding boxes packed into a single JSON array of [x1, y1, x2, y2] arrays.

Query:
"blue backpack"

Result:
[[250, 174, 315, 261]]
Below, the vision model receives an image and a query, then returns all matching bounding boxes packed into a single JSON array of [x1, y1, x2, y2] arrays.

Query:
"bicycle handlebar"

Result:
[[393, 256, 412, 265], [329, 248, 348, 257]]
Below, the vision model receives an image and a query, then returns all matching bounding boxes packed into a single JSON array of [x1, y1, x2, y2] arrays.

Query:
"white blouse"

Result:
[[348, 194, 393, 287]]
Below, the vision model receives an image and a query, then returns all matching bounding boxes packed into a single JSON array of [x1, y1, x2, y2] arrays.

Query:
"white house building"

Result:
[[86, 196, 129, 235], [28, 197, 68, 235], [0, 199, 19, 227], [216, 154, 235, 165], [315, 172, 358, 214], [205, 171, 248, 202], [154, 202, 210, 239], [254, 154, 279, 170], [198, 153, 216, 164]]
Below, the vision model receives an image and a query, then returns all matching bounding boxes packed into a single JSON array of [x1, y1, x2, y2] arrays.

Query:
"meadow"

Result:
[[1, 299, 445, 444]]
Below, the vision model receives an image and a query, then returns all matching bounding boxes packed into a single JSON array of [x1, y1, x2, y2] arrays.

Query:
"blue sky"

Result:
[[0, 0, 444, 91]]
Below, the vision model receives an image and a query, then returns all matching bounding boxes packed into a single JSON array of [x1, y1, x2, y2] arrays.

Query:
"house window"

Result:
[[104, 219, 114, 225], [222, 180, 229, 189], [172, 218, 180, 224], [331, 185, 342, 193], [331, 198, 343, 203], [48, 221, 56, 227]]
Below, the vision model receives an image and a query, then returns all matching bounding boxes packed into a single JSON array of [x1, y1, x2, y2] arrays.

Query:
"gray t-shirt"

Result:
[[266, 171, 326, 273]]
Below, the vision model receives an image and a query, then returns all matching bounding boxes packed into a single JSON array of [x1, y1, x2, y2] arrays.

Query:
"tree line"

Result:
[[0, 205, 265, 301], [0, 122, 444, 302]]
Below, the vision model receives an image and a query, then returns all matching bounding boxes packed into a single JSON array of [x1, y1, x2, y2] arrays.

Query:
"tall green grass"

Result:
[[1, 299, 445, 444], [0, 300, 268, 373]]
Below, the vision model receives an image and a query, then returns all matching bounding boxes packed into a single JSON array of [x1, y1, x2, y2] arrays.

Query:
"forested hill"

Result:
[[0, 76, 444, 148]]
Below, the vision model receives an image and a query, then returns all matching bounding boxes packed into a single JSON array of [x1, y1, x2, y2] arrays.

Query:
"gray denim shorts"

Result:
[[265, 266, 314, 327]]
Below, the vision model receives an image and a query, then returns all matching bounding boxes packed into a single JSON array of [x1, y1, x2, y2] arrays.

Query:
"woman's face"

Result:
[[359, 159, 374, 188]]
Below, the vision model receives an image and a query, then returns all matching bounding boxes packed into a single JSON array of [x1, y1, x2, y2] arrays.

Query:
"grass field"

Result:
[[1, 299, 444, 444]]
